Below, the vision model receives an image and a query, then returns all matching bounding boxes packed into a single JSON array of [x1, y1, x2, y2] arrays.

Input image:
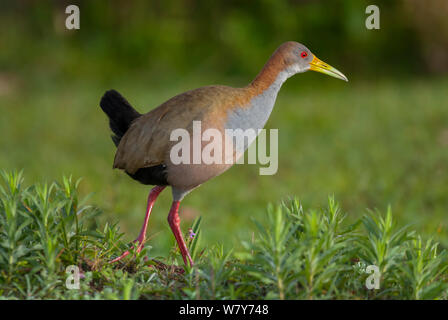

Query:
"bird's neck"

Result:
[[224, 55, 293, 153], [249, 51, 293, 95], [224, 56, 290, 134], [239, 54, 294, 126]]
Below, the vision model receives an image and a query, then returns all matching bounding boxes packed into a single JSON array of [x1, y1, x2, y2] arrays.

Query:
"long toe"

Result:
[[109, 237, 147, 264], [109, 250, 131, 263]]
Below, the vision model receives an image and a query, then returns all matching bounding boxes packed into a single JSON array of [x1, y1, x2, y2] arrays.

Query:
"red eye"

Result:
[[300, 51, 308, 58]]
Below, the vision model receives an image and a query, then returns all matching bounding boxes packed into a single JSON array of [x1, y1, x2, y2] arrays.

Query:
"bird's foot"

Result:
[[109, 237, 145, 264], [177, 245, 194, 267]]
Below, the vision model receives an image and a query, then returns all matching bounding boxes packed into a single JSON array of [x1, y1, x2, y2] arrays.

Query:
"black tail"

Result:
[[100, 90, 141, 146]]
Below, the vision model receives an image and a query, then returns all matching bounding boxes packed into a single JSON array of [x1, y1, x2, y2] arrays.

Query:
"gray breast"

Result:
[[224, 72, 287, 152]]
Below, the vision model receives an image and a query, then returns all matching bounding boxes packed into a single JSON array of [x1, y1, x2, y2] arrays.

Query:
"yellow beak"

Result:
[[309, 55, 348, 82]]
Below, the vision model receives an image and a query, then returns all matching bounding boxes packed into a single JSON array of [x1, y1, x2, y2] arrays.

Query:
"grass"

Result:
[[1, 1, 446, 300], [0, 171, 447, 299]]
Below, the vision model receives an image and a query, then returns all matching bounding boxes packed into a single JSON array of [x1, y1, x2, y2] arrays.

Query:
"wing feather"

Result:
[[113, 86, 229, 174]]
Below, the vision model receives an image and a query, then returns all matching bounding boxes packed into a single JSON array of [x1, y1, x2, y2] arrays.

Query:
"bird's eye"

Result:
[[300, 51, 308, 58]]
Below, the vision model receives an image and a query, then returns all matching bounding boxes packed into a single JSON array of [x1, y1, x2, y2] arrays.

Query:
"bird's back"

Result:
[[113, 85, 249, 176]]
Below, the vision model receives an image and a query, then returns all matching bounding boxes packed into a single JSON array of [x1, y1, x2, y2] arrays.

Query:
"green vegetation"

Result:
[[0, 171, 446, 299], [1, 1, 447, 299]]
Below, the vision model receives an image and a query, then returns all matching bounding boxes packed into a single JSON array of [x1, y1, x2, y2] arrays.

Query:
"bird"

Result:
[[100, 41, 347, 267]]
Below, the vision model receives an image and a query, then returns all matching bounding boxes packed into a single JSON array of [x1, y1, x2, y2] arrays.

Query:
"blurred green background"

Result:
[[1, 0, 447, 256]]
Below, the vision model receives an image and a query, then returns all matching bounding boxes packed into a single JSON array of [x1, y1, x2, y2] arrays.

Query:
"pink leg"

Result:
[[167, 201, 194, 267], [110, 185, 165, 263]]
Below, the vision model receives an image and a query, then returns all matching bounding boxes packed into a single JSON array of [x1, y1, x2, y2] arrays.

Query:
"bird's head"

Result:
[[277, 41, 348, 81]]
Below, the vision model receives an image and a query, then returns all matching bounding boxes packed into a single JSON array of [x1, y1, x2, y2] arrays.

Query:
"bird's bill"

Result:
[[309, 55, 348, 82]]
